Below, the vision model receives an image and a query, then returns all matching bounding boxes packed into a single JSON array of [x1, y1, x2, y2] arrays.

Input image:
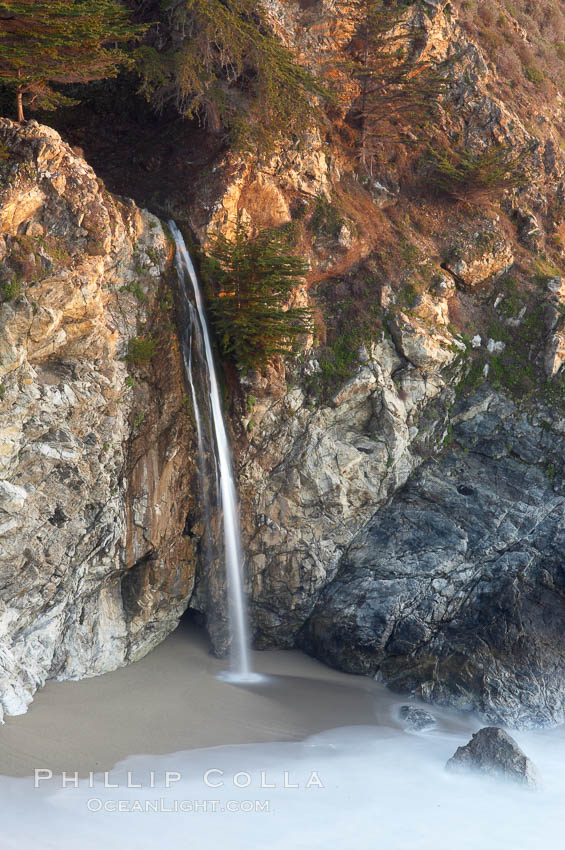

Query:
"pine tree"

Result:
[[0, 0, 145, 121], [425, 142, 529, 201], [136, 0, 330, 151], [345, 0, 448, 171], [203, 221, 313, 371]]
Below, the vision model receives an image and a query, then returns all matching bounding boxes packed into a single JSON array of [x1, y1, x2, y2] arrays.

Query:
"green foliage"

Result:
[[313, 332, 364, 396], [309, 196, 345, 239], [126, 336, 156, 363], [456, 357, 485, 397], [203, 220, 313, 371], [120, 280, 146, 302], [0, 0, 145, 120], [496, 277, 524, 319], [400, 239, 419, 265], [533, 256, 562, 283], [545, 462, 557, 482], [397, 282, 419, 310], [425, 141, 529, 200], [0, 278, 21, 301], [136, 0, 331, 151], [524, 64, 545, 87], [457, 302, 549, 402], [344, 0, 449, 169], [304, 280, 383, 399]]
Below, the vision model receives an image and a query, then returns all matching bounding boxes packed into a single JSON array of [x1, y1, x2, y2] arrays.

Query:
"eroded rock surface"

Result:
[[399, 706, 437, 732], [0, 120, 196, 718], [300, 388, 565, 728], [238, 333, 461, 649], [446, 727, 540, 788]]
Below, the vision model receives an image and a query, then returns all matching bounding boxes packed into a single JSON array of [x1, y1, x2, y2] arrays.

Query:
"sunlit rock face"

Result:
[[0, 120, 197, 719]]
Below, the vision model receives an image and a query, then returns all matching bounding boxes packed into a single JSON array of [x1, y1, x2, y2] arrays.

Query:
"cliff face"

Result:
[[3, 0, 565, 729], [301, 387, 565, 728], [179, 1, 565, 726], [0, 120, 197, 719]]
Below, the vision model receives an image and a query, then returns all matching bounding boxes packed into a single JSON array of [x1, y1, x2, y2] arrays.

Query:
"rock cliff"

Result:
[[301, 388, 565, 727], [0, 120, 197, 719], [179, 0, 565, 727], [4, 0, 565, 729]]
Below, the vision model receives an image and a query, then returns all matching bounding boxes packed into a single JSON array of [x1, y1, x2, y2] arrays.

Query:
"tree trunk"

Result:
[[17, 88, 24, 122]]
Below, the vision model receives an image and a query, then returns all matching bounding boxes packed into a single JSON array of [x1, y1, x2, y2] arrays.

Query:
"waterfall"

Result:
[[170, 221, 255, 682], [180, 297, 215, 570]]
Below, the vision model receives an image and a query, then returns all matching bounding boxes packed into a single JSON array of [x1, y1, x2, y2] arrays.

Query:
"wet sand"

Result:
[[0, 621, 410, 777], [4, 622, 562, 850]]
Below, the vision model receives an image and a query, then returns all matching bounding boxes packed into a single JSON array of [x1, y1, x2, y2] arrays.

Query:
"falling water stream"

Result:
[[170, 221, 255, 682]]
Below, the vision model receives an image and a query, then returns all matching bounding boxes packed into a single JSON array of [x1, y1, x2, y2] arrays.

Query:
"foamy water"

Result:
[[0, 623, 561, 849], [1, 719, 564, 850]]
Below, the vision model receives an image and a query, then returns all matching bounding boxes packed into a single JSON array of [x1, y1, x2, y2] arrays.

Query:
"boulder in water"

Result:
[[446, 727, 539, 788], [399, 706, 436, 732]]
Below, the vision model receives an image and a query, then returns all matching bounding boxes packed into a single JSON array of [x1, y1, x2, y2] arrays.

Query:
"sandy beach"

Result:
[[0, 619, 404, 777], [2, 620, 563, 850]]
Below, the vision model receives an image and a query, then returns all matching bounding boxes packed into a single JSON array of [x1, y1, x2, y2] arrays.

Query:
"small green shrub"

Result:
[[524, 65, 545, 87], [0, 277, 22, 301], [304, 281, 383, 400], [425, 142, 529, 200], [126, 336, 156, 364], [120, 281, 146, 302], [309, 197, 345, 240], [497, 279, 523, 319], [314, 332, 363, 395], [397, 283, 419, 311], [400, 241, 420, 265], [533, 257, 562, 283]]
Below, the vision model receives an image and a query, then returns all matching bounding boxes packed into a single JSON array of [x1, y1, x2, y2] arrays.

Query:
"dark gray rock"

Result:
[[399, 705, 436, 732], [300, 389, 565, 728], [446, 727, 539, 788]]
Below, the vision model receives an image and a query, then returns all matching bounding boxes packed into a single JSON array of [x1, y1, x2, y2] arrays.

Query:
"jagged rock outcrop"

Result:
[[399, 705, 436, 732], [442, 220, 515, 288], [237, 331, 462, 648], [198, 0, 565, 730], [300, 388, 565, 728], [0, 120, 196, 718], [446, 727, 540, 788]]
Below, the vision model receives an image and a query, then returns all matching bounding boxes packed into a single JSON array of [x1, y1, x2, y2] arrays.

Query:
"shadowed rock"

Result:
[[399, 705, 436, 732], [300, 388, 565, 728], [446, 727, 539, 788]]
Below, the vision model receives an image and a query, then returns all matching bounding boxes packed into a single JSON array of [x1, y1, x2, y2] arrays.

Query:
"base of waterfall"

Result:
[[1, 621, 564, 849], [216, 670, 267, 685]]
